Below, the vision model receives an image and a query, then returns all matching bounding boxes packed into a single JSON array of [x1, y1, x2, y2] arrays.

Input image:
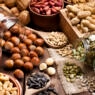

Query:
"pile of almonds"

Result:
[[30, 0, 63, 15], [0, 23, 45, 79]]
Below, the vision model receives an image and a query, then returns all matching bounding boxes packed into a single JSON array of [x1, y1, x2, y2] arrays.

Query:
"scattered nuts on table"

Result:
[[46, 32, 68, 47], [63, 62, 83, 82], [56, 44, 73, 58]]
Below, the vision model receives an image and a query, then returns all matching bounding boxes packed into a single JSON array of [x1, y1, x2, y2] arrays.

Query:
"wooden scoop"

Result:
[[25, 73, 51, 95], [26, 27, 67, 49]]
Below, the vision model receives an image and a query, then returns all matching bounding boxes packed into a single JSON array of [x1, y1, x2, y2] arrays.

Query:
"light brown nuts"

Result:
[[30, 51, 38, 58], [4, 41, 14, 50], [25, 29, 32, 36], [21, 48, 29, 56], [0, 39, 5, 47], [45, 58, 54, 66], [11, 36, 20, 45], [4, 59, 14, 69], [39, 63, 47, 71], [35, 46, 44, 56], [24, 38, 32, 45], [14, 69, 24, 79], [34, 38, 44, 46], [23, 62, 33, 71], [28, 33, 37, 41], [11, 47, 20, 53], [10, 24, 19, 34], [4, 31, 11, 40], [14, 59, 24, 68], [19, 34, 27, 41], [11, 53, 21, 60], [18, 43, 27, 49], [28, 45, 36, 51], [22, 56, 31, 62], [47, 67, 56, 75], [31, 57, 40, 66]]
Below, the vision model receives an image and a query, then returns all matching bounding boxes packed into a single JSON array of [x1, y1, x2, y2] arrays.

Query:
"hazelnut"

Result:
[[18, 43, 27, 49], [28, 33, 37, 41], [0, 39, 5, 47], [4, 31, 11, 40], [4, 59, 14, 69], [21, 48, 29, 56], [35, 46, 44, 56], [19, 34, 27, 41], [34, 38, 44, 46], [24, 39, 32, 45], [10, 24, 19, 34], [14, 69, 24, 79], [14, 59, 24, 68], [23, 62, 33, 71], [11, 47, 20, 53], [28, 45, 36, 51], [11, 53, 21, 60], [25, 29, 31, 36], [30, 51, 38, 58], [22, 56, 31, 62], [11, 36, 20, 45], [31, 57, 40, 66], [4, 41, 14, 50]]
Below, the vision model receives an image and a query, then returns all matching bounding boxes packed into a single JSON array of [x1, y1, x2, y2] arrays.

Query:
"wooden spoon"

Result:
[[26, 27, 67, 49], [25, 73, 51, 95]]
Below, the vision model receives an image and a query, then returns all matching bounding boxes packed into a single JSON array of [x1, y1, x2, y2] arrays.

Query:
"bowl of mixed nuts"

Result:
[[29, 0, 63, 31], [0, 73, 22, 95]]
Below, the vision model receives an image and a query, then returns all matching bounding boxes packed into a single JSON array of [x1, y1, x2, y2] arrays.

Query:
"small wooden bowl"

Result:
[[0, 73, 22, 95], [29, 0, 64, 31]]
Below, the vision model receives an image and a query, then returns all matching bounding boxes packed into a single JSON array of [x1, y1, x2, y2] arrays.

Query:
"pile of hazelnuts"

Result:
[[0, 23, 45, 79]]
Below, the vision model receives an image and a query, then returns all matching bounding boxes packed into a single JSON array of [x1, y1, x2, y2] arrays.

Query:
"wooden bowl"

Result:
[[0, 73, 22, 95], [29, 0, 64, 31]]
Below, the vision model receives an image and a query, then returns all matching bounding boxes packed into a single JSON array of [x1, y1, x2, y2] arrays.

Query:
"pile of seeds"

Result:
[[27, 73, 49, 89], [46, 32, 68, 47], [63, 62, 83, 82], [56, 44, 73, 58]]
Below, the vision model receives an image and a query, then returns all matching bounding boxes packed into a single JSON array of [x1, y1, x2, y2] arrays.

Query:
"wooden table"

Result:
[[0, 49, 92, 95]]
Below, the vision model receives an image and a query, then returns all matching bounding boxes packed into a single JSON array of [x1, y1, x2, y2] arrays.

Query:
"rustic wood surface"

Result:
[[0, 49, 92, 95]]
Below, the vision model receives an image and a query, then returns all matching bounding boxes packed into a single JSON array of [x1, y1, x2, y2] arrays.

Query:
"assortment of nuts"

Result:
[[56, 44, 73, 58], [0, 73, 18, 95], [0, 23, 45, 79], [66, 1, 95, 33], [46, 32, 68, 48], [27, 73, 49, 89], [30, 0, 63, 15], [63, 62, 83, 82]]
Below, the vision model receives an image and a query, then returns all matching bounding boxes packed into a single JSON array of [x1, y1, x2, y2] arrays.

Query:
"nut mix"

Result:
[[46, 32, 68, 47], [30, 0, 63, 15], [0, 73, 18, 95]]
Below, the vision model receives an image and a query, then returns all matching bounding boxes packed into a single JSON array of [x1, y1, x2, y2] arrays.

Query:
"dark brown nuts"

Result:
[[14, 69, 24, 79], [30, 51, 38, 58], [34, 38, 44, 46], [11, 53, 21, 60], [23, 62, 33, 71], [4, 59, 14, 69], [4, 41, 14, 50], [11, 36, 20, 45], [31, 57, 40, 66], [22, 56, 31, 62], [35, 46, 44, 56], [15, 59, 24, 68]]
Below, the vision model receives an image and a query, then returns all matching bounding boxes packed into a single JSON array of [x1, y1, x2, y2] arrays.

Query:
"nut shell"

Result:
[[21, 48, 29, 56], [18, 43, 27, 49], [24, 38, 32, 45], [31, 57, 40, 66], [14, 69, 24, 79], [11, 53, 21, 60], [11, 47, 20, 53], [34, 38, 44, 46], [30, 51, 38, 58], [4, 31, 11, 40], [28, 33, 37, 41], [28, 45, 36, 51], [22, 56, 31, 62], [11, 36, 20, 45]]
